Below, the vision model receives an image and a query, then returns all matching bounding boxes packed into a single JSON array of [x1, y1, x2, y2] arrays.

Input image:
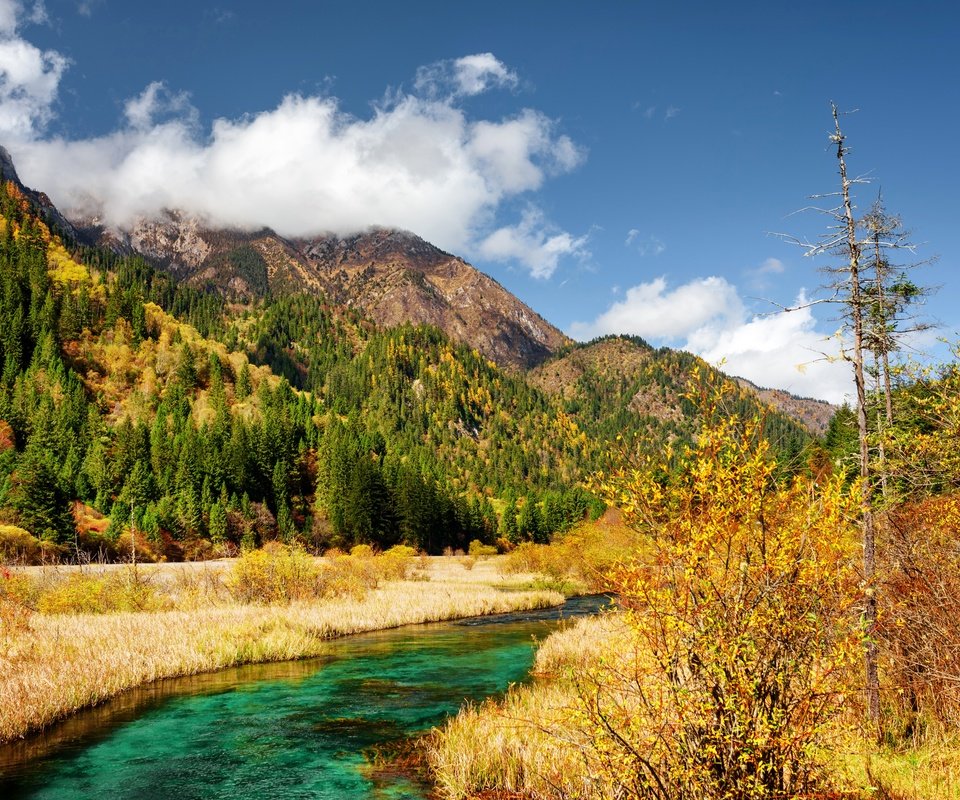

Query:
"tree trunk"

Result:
[[832, 104, 881, 733]]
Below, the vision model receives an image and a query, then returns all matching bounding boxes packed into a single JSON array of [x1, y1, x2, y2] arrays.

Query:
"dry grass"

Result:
[[828, 736, 960, 799], [428, 614, 627, 800], [429, 680, 595, 800], [430, 613, 960, 800], [531, 613, 629, 676], [0, 556, 563, 743]]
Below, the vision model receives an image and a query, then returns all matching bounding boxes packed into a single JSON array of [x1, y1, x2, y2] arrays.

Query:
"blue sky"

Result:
[[1, 0, 956, 402]]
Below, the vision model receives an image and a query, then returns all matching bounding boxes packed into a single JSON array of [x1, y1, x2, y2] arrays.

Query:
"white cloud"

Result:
[[570, 276, 853, 403], [0, 0, 67, 139], [664, 105, 680, 120], [123, 81, 198, 131], [0, 0, 18, 34], [452, 53, 518, 96], [744, 256, 789, 291], [415, 52, 518, 99], [478, 206, 589, 279], [570, 276, 744, 341], [1, 33, 585, 277], [757, 256, 785, 274], [468, 108, 584, 193], [688, 301, 852, 403]]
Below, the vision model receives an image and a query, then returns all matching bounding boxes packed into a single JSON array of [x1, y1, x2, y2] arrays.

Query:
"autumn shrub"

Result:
[[315, 548, 386, 600], [879, 493, 960, 738], [559, 514, 639, 589], [349, 543, 376, 559], [34, 568, 170, 614], [468, 539, 498, 557], [501, 521, 636, 593], [228, 543, 321, 604], [502, 541, 567, 577], [0, 525, 48, 565], [0, 566, 34, 635], [113, 530, 164, 563], [378, 544, 418, 580], [572, 382, 864, 799]]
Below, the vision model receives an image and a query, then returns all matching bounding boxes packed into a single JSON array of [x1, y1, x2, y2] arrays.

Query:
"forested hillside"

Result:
[[0, 177, 815, 563]]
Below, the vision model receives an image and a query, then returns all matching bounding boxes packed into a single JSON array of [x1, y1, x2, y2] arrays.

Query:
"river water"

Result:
[[0, 595, 609, 799]]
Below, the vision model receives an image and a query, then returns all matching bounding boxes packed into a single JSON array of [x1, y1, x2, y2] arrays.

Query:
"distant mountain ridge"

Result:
[[0, 145, 78, 236], [72, 211, 570, 371]]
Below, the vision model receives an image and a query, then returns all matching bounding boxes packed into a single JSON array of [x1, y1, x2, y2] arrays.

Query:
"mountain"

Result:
[[0, 151, 822, 564], [529, 336, 813, 463], [73, 212, 569, 371], [733, 378, 836, 436], [0, 176, 598, 560], [0, 146, 77, 237]]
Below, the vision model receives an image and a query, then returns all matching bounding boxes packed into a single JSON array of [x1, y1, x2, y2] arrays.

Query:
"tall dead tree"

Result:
[[829, 105, 882, 731], [779, 104, 879, 729], [780, 104, 934, 738]]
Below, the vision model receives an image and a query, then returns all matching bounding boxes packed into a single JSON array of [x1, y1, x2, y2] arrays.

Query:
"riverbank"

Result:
[[428, 614, 960, 800], [0, 556, 564, 744]]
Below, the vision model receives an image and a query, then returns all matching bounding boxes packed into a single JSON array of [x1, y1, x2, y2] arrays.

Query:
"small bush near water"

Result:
[[227, 543, 419, 604]]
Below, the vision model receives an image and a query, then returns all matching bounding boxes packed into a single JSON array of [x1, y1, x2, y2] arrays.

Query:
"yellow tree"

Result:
[[579, 376, 863, 799]]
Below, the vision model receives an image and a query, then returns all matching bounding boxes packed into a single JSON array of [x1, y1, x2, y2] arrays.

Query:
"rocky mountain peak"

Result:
[[66, 204, 570, 371], [299, 227, 454, 273]]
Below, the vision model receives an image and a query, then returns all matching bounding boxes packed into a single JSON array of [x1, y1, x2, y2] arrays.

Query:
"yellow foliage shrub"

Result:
[[0, 525, 47, 565], [378, 545, 417, 580], [467, 539, 498, 557], [228, 543, 320, 604], [576, 380, 863, 799], [316, 553, 375, 600], [34, 569, 170, 615], [501, 519, 638, 592], [317, 547, 417, 598]]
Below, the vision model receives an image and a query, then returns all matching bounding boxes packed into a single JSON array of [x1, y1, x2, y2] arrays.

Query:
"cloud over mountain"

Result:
[[570, 275, 853, 404], [0, 6, 585, 278]]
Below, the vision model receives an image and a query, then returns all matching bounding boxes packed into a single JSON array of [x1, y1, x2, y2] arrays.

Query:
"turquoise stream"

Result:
[[0, 596, 608, 799]]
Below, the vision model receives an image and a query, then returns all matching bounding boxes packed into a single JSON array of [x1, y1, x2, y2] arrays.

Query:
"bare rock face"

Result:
[[296, 229, 569, 370], [126, 212, 213, 272], [734, 378, 836, 436], [73, 215, 570, 371]]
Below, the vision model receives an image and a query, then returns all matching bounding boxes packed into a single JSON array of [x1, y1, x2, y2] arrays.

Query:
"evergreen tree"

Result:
[[8, 444, 75, 543]]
